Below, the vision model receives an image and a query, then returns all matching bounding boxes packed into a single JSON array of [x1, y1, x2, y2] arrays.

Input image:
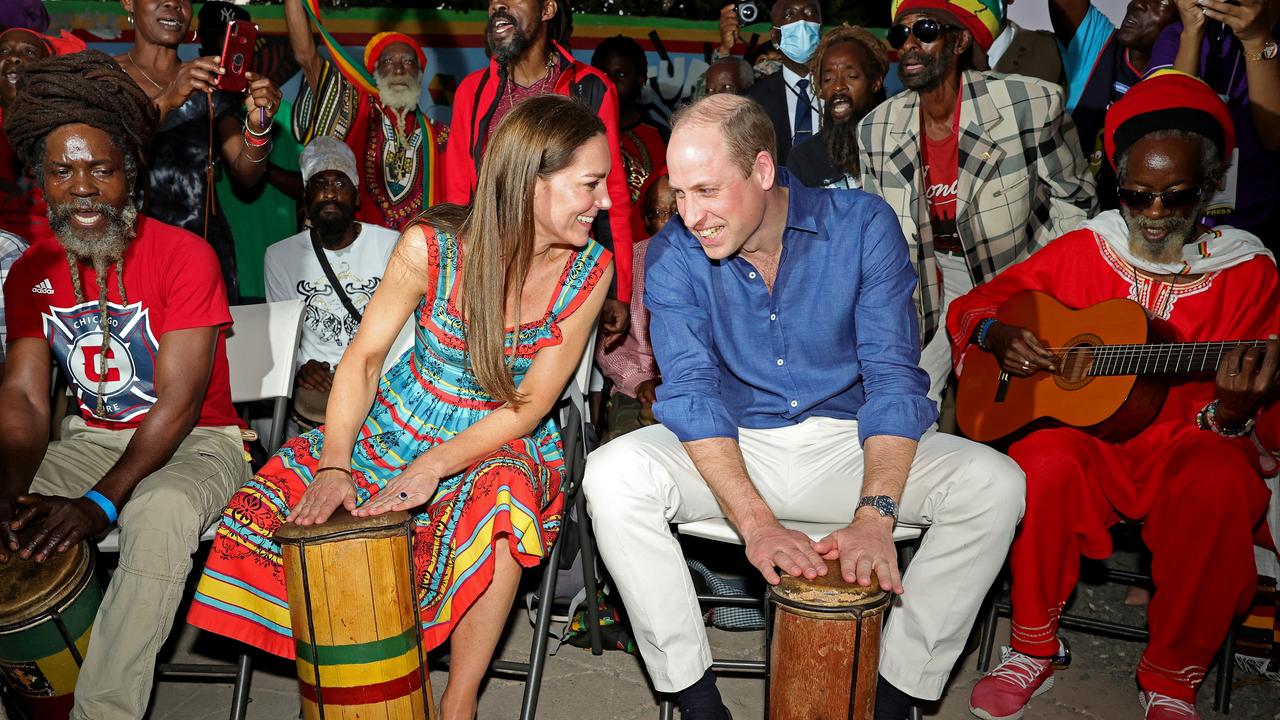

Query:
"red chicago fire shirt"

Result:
[[4, 216, 241, 429]]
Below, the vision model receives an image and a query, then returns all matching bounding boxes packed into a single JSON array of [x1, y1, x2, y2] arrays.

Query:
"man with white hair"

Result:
[[584, 93, 1025, 720], [264, 137, 399, 419], [283, 0, 441, 230]]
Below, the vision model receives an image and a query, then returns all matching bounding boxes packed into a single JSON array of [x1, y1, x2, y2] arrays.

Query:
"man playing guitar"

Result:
[[958, 71, 1280, 720]]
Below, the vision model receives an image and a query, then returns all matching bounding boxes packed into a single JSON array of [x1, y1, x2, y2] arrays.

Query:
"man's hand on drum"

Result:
[[985, 321, 1056, 377], [290, 468, 359, 526], [813, 511, 904, 594], [0, 496, 18, 563], [5, 494, 109, 562], [352, 464, 441, 518], [741, 519, 828, 585]]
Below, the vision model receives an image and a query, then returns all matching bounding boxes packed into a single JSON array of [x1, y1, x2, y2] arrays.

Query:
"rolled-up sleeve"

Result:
[[644, 231, 738, 442], [853, 202, 937, 444]]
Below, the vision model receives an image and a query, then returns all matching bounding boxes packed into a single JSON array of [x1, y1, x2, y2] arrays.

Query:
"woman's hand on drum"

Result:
[[813, 514, 904, 595], [290, 469, 359, 526], [352, 466, 441, 518], [5, 494, 109, 563], [742, 520, 828, 585]]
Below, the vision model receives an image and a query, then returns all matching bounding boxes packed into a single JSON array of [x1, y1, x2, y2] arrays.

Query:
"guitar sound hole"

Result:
[[1054, 334, 1103, 391]]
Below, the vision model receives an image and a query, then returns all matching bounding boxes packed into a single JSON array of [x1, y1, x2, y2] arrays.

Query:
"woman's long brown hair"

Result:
[[421, 95, 605, 407]]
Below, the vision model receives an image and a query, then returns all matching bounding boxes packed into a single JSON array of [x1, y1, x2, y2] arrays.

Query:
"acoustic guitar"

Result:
[[956, 290, 1266, 442]]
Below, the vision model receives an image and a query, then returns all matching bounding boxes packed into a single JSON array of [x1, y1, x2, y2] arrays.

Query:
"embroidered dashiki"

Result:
[[188, 226, 611, 657], [292, 58, 442, 231], [946, 213, 1279, 701]]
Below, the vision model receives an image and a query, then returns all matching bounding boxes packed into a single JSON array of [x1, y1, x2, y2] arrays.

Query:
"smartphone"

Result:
[[215, 19, 257, 93]]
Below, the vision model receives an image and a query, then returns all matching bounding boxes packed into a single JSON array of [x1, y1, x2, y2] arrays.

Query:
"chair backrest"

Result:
[[225, 300, 305, 404]]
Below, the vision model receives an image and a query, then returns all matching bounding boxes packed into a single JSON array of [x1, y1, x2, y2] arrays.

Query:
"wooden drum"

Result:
[[768, 560, 889, 720], [277, 509, 434, 720], [0, 542, 101, 720]]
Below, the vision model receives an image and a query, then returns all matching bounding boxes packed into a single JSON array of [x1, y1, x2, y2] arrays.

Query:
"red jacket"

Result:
[[445, 42, 633, 300]]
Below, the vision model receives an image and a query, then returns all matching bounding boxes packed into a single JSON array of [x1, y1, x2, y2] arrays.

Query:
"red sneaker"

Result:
[[969, 651, 1055, 720], [1139, 691, 1200, 719]]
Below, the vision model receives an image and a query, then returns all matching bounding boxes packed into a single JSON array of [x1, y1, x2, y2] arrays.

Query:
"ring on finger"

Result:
[[397, 491, 410, 501]]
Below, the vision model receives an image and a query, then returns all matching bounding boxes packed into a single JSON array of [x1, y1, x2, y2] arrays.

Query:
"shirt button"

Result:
[[790, 400, 799, 408], [776, 358, 785, 366], [748, 271, 757, 279], [769, 313, 777, 321]]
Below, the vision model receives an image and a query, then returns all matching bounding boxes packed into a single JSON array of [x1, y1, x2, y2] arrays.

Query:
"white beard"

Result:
[[376, 71, 423, 113]]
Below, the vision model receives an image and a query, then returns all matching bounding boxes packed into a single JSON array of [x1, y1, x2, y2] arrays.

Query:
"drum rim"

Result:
[[276, 519, 412, 546], [0, 543, 95, 632]]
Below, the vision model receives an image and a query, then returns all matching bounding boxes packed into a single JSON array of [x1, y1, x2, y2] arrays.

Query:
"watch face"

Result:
[[1267, 42, 1279, 59]]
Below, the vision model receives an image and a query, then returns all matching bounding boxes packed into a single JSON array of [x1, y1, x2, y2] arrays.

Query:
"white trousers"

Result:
[[921, 253, 975, 409], [584, 416, 1025, 700]]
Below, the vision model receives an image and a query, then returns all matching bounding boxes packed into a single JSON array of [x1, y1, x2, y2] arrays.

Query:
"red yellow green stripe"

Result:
[[299, 666, 424, 705]]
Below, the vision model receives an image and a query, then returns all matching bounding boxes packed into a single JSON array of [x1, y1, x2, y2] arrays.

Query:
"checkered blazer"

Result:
[[857, 70, 1097, 342]]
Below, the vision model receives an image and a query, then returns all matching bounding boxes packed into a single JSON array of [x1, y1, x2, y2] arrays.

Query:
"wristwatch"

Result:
[[857, 495, 899, 520], [1245, 40, 1278, 62]]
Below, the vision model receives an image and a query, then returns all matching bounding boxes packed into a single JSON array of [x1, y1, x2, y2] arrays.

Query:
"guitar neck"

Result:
[[1085, 340, 1269, 376]]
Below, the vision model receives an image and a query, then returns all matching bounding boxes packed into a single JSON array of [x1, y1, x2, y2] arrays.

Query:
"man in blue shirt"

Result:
[[583, 94, 1026, 720]]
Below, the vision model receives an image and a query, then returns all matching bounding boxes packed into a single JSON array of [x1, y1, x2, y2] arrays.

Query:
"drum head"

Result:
[[0, 541, 90, 628], [293, 387, 328, 426], [770, 560, 887, 611], [276, 507, 412, 545]]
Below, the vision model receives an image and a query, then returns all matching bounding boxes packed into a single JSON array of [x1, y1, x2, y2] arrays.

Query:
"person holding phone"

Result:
[[114, 0, 282, 303]]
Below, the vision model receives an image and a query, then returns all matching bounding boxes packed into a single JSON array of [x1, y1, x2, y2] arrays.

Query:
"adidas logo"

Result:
[[32, 279, 54, 295]]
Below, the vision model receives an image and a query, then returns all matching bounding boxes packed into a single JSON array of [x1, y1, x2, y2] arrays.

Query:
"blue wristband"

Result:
[[83, 490, 118, 524], [976, 317, 997, 349]]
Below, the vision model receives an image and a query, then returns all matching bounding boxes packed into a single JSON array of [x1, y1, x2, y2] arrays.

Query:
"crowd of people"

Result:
[[0, 0, 1277, 719]]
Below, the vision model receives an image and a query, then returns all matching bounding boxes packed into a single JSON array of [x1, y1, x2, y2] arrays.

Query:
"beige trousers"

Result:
[[584, 416, 1025, 701], [27, 417, 248, 720]]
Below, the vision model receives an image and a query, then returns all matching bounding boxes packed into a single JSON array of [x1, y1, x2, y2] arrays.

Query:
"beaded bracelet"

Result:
[[1196, 400, 1256, 438], [83, 489, 118, 524], [975, 317, 997, 350]]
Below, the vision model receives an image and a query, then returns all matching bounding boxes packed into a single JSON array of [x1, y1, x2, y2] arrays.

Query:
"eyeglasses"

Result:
[[1116, 187, 1203, 210], [644, 208, 677, 221], [886, 18, 959, 49]]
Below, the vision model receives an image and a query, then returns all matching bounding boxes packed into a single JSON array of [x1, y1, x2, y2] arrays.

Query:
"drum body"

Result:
[[768, 561, 888, 720], [0, 542, 101, 720], [277, 509, 434, 720]]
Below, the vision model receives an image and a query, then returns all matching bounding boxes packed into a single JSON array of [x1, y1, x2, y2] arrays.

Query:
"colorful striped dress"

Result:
[[188, 225, 610, 658]]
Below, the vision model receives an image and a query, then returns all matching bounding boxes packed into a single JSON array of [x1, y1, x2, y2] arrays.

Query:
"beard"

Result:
[[898, 33, 958, 91], [48, 199, 138, 266], [485, 10, 531, 65], [309, 200, 356, 239], [1121, 203, 1203, 265], [376, 71, 423, 113], [822, 100, 865, 175]]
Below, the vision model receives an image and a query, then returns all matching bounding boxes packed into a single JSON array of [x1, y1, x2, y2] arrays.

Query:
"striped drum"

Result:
[[0, 542, 101, 720], [276, 508, 434, 720]]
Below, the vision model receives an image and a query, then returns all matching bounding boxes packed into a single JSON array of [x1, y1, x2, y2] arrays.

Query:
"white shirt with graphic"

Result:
[[264, 222, 400, 370]]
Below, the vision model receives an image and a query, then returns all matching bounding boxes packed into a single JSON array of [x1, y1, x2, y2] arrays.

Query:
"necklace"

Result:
[[126, 52, 166, 92]]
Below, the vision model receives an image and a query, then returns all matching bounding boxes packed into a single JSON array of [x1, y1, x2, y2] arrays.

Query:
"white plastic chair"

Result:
[[658, 518, 926, 720], [95, 300, 305, 720]]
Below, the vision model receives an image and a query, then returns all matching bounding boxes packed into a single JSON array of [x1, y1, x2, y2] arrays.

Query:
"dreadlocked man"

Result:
[[0, 50, 249, 720]]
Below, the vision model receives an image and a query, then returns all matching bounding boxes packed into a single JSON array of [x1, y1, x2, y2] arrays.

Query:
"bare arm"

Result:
[[285, 0, 324, 92], [0, 339, 52, 497], [1048, 0, 1092, 46], [218, 73, 284, 189], [1202, 0, 1280, 150], [1171, 0, 1208, 74]]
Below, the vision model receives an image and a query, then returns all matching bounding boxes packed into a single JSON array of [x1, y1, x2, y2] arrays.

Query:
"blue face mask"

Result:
[[776, 20, 821, 65]]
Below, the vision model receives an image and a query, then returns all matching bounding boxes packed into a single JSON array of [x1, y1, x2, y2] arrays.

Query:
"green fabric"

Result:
[[218, 96, 303, 300]]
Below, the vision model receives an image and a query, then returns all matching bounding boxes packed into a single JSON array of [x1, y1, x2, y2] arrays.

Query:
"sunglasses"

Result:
[[1116, 187, 1203, 210], [887, 18, 958, 49]]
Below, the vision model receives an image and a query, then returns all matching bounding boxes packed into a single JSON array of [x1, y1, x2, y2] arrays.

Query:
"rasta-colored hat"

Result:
[[891, 0, 1005, 52], [363, 32, 426, 76], [1103, 70, 1234, 170]]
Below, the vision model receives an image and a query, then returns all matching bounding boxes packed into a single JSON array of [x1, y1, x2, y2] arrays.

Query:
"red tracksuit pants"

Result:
[[1006, 422, 1269, 701]]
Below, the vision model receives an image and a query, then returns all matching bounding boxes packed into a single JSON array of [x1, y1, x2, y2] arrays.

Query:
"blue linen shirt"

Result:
[[644, 169, 937, 446]]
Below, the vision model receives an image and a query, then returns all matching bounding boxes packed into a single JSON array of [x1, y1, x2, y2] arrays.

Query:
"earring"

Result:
[[127, 13, 134, 25]]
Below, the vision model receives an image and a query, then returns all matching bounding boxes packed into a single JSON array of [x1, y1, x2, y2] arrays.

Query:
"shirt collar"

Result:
[[777, 168, 822, 237], [782, 64, 813, 94], [987, 22, 1016, 68]]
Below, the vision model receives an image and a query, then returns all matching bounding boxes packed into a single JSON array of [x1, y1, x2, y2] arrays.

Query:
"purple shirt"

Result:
[[1149, 21, 1280, 237]]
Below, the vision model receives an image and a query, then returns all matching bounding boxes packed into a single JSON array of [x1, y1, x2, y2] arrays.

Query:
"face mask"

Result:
[[776, 20, 821, 65]]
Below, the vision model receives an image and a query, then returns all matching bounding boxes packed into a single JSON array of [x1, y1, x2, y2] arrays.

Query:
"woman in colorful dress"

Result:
[[188, 94, 614, 720]]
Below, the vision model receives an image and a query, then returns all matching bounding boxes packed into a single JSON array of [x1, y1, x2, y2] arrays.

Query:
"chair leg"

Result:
[[976, 583, 1000, 674], [520, 524, 567, 720], [908, 704, 923, 720], [229, 652, 253, 720], [658, 697, 676, 720], [1213, 625, 1235, 715], [576, 490, 604, 656]]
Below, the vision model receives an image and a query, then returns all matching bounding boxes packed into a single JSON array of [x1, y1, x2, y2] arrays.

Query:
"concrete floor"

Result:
[[137, 579, 1280, 720]]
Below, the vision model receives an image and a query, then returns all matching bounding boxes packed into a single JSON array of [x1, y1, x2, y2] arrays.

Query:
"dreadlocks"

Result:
[[3, 49, 157, 418]]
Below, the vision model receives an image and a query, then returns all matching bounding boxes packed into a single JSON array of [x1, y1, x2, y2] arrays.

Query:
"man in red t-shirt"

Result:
[[0, 52, 248, 720]]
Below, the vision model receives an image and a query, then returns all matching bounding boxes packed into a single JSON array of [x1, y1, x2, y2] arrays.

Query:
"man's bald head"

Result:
[[670, 94, 775, 177]]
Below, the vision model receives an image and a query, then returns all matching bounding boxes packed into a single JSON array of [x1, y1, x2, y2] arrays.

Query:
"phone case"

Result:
[[215, 20, 257, 93]]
